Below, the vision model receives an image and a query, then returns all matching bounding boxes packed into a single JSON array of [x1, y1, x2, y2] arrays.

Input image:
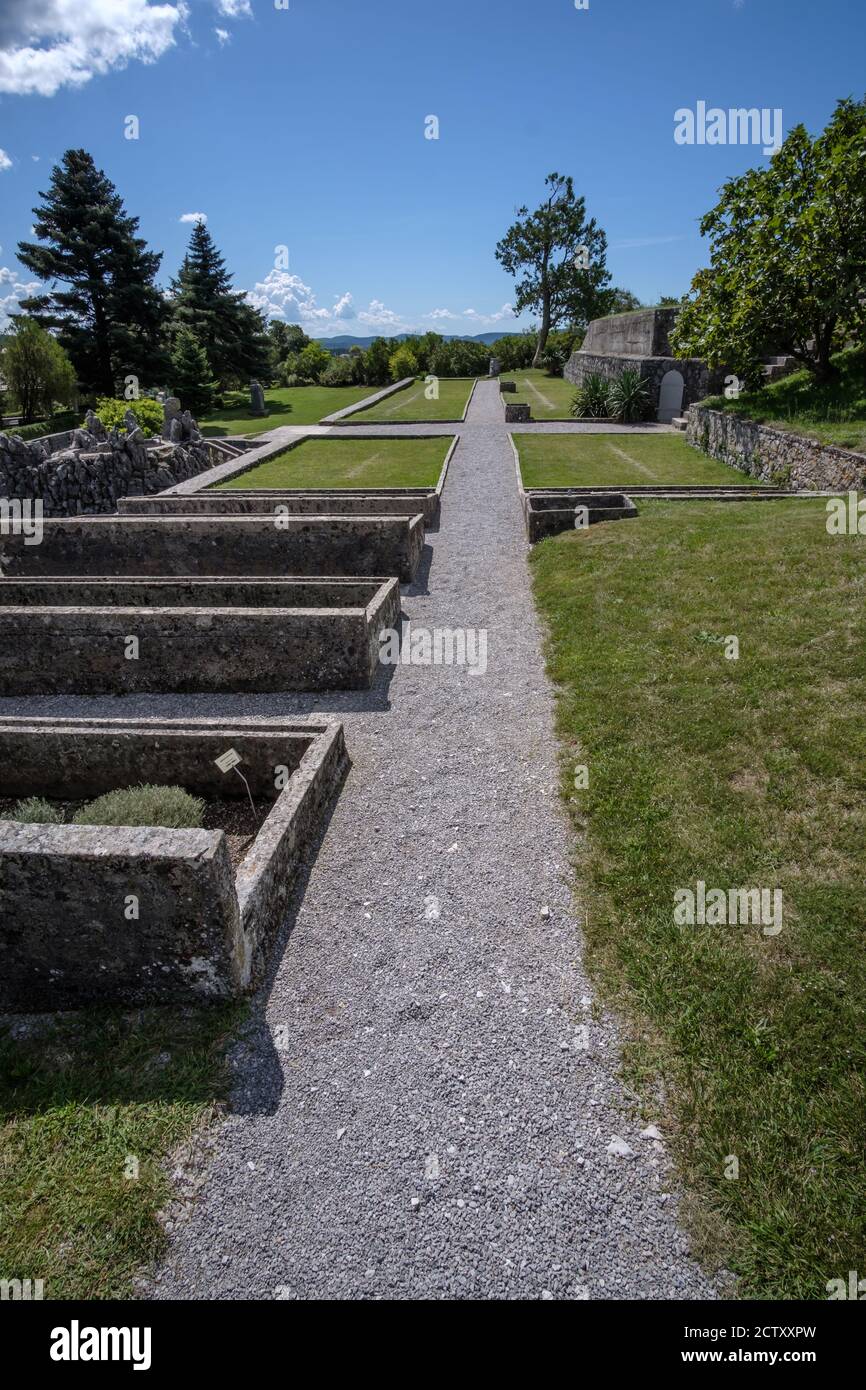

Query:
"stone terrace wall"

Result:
[[687, 406, 866, 491], [565, 351, 723, 408], [0, 430, 219, 517]]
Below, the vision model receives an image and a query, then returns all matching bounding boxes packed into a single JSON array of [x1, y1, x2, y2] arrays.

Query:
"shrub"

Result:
[[282, 373, 302, 388], [320, 356, 357, 387], [609, 368, 650, 423], [2, 796, 64, 824], [73, 784, 205, 830], [94, 396, 164, 438], [295, 342, 332, 383], [1, 411, 78, 442], [389, 344, 419, 382], [571, 373, 612, 418], [490, 333, 536, 371], [541, 347, 568, 376]]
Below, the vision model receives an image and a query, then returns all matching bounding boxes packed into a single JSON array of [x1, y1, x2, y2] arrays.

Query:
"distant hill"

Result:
[[314, 331, 512, 351]]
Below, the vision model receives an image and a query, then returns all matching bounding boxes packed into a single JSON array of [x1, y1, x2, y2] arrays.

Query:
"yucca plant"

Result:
[[609, 368, 650, 423], [570, 373, 612, 419]]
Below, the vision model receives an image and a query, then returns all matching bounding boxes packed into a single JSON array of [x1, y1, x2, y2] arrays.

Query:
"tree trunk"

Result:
[[532, 298, 551, 368], [90, 287, 114, 397], [810, 320, 839, 384]]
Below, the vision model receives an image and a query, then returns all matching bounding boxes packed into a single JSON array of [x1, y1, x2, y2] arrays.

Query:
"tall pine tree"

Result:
[[16, 149, 168, 397], [170, 220, 270, 386]]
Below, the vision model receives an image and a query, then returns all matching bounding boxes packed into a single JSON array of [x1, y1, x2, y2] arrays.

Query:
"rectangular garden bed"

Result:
[[0, 576, 400, 694], [0, 512, 424, 582], [512, 431, 758, 488], [329, 377, 476, 424], [0, 716, 347, 1010], [523, 491, 638, 542]]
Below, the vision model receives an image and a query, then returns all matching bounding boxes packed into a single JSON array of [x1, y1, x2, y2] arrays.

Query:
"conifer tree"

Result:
[[169, 327, 218, 418], [16, 149, 168, 396], [170, 220, 270, 385]]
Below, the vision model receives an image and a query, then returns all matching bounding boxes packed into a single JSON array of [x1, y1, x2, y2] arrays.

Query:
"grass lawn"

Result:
[[0, 1005, 241, 1299], [217, 434, 451, 490], [198, 384, 377, 436], [344, 376, 475, 422], [530, 499, 866, 1299], [507, 368, 580, 419], [703, 348, 866, 454], [516, 432, 759, 488]]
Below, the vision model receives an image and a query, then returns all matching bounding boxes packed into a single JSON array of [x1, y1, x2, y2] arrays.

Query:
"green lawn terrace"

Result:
[[515, 432, 761, 489], [198, 383, 376, 437], [505, 368, 580, 420], [701, 347, 866, 455], [216, 434, 452, 490], [529, 498, 866, 1298], [342, 376, 476, 423]]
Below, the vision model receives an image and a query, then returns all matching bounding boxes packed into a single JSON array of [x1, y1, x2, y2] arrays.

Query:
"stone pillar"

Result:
[[162, 396, 182, 440]]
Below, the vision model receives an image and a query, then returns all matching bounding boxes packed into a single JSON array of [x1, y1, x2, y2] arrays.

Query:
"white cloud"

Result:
[[0, 269, 42, 330], [179, 210, 207, 223], [0, 0, 187, 98], [214, 27, 230, 45], [423, 304, 516, 327], [330, 291, 355, 321], [0, 149, 11, 171], [246, 269, 360, 334], [356, 298, 405, 328], [247, 267, 516, 338], [215, 0, 252, 16], [31, 153, 39, 161]]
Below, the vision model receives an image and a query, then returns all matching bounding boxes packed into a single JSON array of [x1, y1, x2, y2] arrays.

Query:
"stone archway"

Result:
[[657, 369, 685, 423]]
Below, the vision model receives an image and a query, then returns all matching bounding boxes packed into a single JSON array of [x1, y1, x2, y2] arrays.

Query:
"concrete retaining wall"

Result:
[[582, 307, 680, 357], [0, 577, 400, 695], [0, 716, 347, 1009], [687, 406, 866, 491], [0, 512, 425, 582]]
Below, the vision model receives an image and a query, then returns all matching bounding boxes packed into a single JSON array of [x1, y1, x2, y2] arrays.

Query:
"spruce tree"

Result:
[[170, 221, 270, 386], [16, 149, 168, 397], [169, 328, 218, 418]]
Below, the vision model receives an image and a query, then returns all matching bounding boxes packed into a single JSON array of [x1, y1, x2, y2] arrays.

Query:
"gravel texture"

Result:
[[1, 379, 716, 1300]]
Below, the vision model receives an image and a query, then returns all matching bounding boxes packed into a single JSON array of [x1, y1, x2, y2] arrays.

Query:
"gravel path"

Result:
[[2, 379, 716, 1300]]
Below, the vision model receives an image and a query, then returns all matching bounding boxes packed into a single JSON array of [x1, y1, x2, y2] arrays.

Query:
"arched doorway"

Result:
[[657, 369, 685, 423]]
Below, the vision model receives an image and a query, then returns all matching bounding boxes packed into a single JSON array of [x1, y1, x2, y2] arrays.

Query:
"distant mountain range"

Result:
[[313, 331, 513, 351]]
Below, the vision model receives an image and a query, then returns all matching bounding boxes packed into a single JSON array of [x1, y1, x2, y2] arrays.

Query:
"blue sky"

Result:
[[0, 0, 863, 338]]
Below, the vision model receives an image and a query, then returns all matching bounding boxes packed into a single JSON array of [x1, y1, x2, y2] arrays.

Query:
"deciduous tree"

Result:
[[495, 173, 611, 366], [671, 97, 866, 384]]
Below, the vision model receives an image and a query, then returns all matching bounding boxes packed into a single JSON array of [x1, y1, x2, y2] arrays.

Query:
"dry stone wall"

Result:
[[0, 409, 219, 516], [687, 406, 866, 490]]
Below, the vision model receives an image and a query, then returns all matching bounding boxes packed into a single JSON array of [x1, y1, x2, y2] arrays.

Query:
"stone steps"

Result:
[[209, 438, 245, 460]]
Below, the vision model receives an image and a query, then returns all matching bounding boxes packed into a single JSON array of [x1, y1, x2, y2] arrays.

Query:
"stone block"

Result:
[[0, 716, 347, 1009], [0, 576, 401, 695]]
